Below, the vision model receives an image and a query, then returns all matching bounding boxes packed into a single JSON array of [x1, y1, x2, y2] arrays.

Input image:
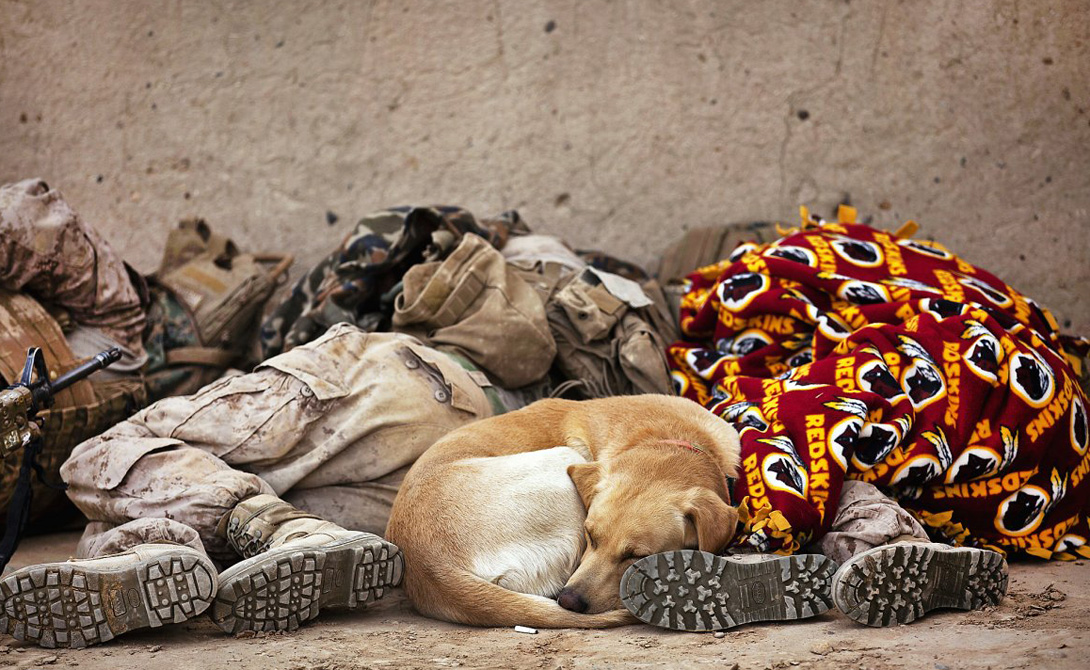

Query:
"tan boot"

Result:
[[211, 495, 403, 635], [831, 541, 1008, 626], [0, 543, 216, 648]]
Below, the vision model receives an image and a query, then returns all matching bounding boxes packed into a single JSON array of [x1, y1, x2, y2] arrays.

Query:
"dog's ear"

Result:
[[684, 489, 740, 553], [567, 462, 601, 509]]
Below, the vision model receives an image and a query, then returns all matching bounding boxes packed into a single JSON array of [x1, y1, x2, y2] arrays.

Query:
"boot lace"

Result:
[[226, 516, 273, 558]]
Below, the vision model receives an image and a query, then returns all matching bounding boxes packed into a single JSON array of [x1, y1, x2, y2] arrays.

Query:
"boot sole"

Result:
[[620, 550, 836, 632], [211, 533, 403, 635], [0, 550, 217, 648], [832, 543, 1008, 627]]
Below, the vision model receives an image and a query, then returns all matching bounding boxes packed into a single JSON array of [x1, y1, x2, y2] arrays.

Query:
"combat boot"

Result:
[[831, 540, 1008, 626], [211, 494, 403, 635], [620, 550, 837, 631], [0, 543, 216, 648]]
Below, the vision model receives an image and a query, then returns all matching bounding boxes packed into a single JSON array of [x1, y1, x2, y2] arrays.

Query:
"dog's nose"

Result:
[[556, 587, 589, 613]]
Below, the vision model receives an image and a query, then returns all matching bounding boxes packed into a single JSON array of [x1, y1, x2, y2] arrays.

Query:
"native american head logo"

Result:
[[730, 329, 773, 357], [958, 275, 1013, 308], [826, 416, 862, 471], [857, 359, 906, 401], [806, 305, 851, 341], [717, 272, 770, 311], [670, 371, 691, 396], [898, 239, 953, 260], [719, 401, 770, 433], [767, 245, 817, 267], [831, 237, 883, 267], [1055, 533, 1087, 557], [1009, 351, 1055, 408], [710, 384, 731, 404], [787, 347, 813, 368], [686, 348, 724, 380], [1025, 295, 1060, 332], [762, 453, 808, 498], [945, 447, 1000, 483], [891, 455, 941, 486], [715, 337, 735, 355], [758, 436, 808, 498], [964, 334, 1003, 384], [901, 360, 946, 410], [920, 298, 969, 320], [838, 280, 891, 305], [729, 242, 760, 264], [996, 485, 1050, 536], [851, 423, 901, 470], [895, 336, 945, 409], [1072, 398, 1088, 455]]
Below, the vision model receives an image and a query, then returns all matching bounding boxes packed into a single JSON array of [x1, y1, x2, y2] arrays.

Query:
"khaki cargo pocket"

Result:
[[617, 313, 673, 395], [410, 344, 490, 417], [162, 369, 337, 461], [256, 339, 352, 401], [67, 437, 185, 491], [554, 277, 625, 344]]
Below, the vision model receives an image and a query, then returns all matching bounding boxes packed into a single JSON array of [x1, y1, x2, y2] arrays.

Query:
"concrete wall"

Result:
[[2, 0, 1088, 331]]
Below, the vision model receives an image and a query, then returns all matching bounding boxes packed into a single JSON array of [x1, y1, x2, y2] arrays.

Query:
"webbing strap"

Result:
[[0, 438, 66, 572]]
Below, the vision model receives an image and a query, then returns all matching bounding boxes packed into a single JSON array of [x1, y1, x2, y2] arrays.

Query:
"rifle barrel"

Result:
[[51, 348, 122, 394]]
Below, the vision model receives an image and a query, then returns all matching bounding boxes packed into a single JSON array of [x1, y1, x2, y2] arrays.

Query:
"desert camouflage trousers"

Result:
[[813, 480, 930, 564], [61, 324, 497, 563]]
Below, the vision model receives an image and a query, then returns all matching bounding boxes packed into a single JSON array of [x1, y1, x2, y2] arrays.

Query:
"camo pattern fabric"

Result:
[[669, 205, 1090, 560], [139, 283, 222, 402], [259, 206, 528, 358], [0, 179, 147, 356]]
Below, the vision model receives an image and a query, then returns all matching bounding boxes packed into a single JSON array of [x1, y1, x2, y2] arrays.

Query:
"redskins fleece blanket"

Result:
[[668, 206, 1090, 560]]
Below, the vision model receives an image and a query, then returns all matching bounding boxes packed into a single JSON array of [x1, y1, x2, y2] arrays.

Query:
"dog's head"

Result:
[[557, 446, 739, 614]]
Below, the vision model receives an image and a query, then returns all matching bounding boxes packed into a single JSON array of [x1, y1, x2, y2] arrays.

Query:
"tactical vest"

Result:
[[142, 219, 293, 400]]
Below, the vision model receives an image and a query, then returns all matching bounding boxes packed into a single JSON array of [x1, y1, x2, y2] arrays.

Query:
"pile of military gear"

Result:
[[260, 205, 679, 400], [0, 180, 289, 531]]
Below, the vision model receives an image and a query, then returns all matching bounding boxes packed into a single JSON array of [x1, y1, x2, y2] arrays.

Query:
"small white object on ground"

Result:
[[514, 625, 538, 634]]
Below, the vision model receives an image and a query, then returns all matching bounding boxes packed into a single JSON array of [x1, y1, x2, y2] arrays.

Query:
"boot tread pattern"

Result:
[[620, 550, 835, 632], [0, 553, 215, 649], [212, 535, 404, 635], [834, 544, 1008, 627]]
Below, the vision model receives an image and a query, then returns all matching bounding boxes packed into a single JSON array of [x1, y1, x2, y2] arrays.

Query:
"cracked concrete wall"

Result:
[[1, 0, 1088, 332]]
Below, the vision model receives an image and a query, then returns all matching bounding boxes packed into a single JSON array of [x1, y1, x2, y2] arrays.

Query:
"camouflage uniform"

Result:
[[259, 206, 528, 359], [62, 324, 502, 563], [62, 217, 685, 565], [0, 180, 151, 528], [0, 178, 148, 361]]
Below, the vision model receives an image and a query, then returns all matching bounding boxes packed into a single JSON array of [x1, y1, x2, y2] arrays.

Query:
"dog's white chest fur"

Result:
[[453, 446, 587, 598]]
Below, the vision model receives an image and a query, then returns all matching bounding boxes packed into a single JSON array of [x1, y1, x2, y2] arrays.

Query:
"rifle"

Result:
[[0, 347, 121, 571]]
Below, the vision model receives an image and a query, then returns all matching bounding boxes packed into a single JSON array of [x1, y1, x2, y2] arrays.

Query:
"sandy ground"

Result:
[[0, 533, 1086, 670]]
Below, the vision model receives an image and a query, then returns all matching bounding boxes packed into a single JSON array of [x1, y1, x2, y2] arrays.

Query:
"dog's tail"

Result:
[[407, 568, 635, 629]]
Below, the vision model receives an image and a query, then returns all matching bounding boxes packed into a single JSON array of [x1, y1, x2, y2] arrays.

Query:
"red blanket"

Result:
[[668, 206, 1090, 560]]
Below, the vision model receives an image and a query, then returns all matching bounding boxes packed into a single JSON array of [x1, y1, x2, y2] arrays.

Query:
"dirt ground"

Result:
[[0, 532, 1085, 670]]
